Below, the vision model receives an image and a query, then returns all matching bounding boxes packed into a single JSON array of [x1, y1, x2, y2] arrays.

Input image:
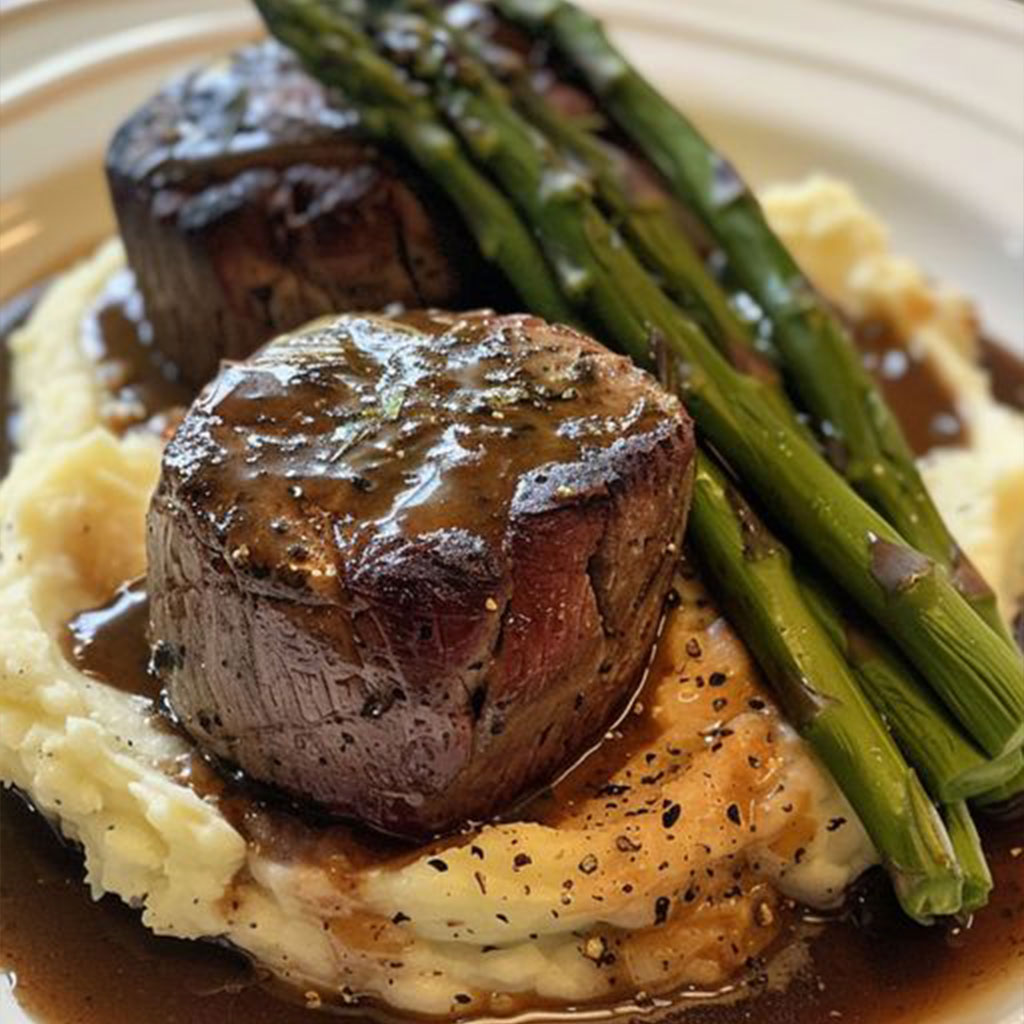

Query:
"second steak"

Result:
[[107, 41, 492, 389]]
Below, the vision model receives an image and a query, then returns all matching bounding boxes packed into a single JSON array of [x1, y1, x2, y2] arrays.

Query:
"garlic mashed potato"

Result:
[[1, 179, 1020, 1016]]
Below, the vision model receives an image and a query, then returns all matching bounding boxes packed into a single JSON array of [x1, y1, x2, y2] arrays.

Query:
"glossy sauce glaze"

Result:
[[162, 309, 675, 561], [62, 578, 160, 701], [851, 317, 966, 455], [79, 267, 192, 433]]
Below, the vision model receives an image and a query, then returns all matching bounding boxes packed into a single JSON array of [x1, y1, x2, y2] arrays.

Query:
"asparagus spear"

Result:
[[287, 0, 1024, 757], [798, 573, 1022, 802], [687, 453, 961, 921], [507, 76, 774, 382], [494, 0, 1012, 644], [942, 801, 993, 913], [973, 764, 1024, 812]]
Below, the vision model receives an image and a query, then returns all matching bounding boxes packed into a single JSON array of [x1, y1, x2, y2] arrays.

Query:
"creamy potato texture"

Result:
[[2, 179, 1020, 1016]]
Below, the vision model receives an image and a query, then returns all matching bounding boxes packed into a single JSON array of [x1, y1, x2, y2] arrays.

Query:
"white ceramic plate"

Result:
[[1, 1, 1022, 1022]]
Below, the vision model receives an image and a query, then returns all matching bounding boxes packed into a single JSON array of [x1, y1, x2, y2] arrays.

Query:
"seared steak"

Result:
[[148, 311, 695, 838], [106, 41, 497, 389]]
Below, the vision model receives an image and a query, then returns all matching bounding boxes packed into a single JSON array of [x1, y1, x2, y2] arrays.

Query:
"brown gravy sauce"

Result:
[[980, 333, 1024, 411], [2, 286, 1023, 1022], [3, 783, 1021, 1024], [851, 317, 967, 455], [0, 271, 191, 479], [78, 267, 192, 434], [61, 578, 160, 701]]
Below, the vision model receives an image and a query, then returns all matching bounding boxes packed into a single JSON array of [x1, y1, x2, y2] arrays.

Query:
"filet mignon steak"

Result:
[[106, 41, 494, 389], [148, 310, 696, 838]]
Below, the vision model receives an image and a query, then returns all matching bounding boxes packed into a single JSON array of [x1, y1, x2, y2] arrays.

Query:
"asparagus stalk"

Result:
[[279, 0, 1024, 757], [494, 0, 1012, 645], [687, 453, 961, 921], [798, 573, 1023, 803], [508, 72, 822, 446], [507, 76, 773, 382], [942, 801, 993, 913], [973, 764, 1024, 812], [250, 0, 576, 329]]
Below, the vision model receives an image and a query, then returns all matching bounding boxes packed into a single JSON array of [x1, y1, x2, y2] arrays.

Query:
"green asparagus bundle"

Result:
[[942, 800, 993, 914], [797, 573, 1021, 803], [493, 0, 1011, 644], [497, 47, 1024, 809], [687, 453, 962, 921], [251, 0, 1019, 919]]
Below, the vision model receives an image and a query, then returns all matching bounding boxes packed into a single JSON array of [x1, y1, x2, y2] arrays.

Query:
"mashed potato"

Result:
[[1, 179, 1019, 1016]]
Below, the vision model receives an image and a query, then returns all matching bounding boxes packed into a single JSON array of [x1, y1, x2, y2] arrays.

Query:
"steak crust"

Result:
[[148, 311, 696, 838]]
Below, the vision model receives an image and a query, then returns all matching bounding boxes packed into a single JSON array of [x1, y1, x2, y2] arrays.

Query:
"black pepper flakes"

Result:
[[578, 853, 599, 875], [708, 671, 727, 687], [513, 853, 533, 870], [726, 803, 742, 826], [827, 816, 848, 832], [391, 911, 410, 925], [427, 858, 449, 872], [654, 896, 671, 925], [662, 803, 681, 829]]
